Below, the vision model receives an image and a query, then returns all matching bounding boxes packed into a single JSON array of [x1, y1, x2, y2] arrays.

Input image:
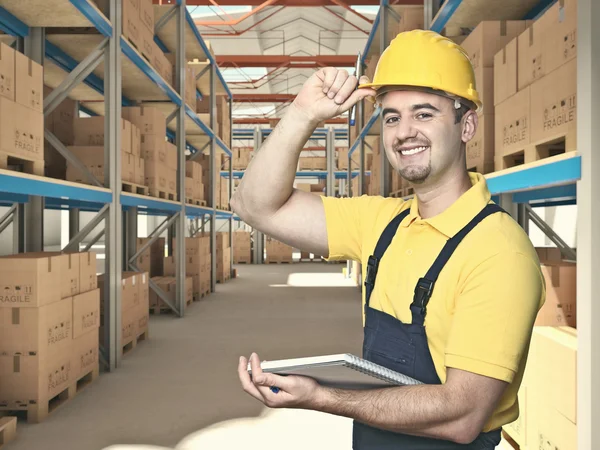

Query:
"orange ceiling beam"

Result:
[[217, 55, 357, 67], [233, 93, 296, 102]]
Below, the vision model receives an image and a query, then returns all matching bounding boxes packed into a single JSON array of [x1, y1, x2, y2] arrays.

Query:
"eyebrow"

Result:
[[382, 104, 441, 116]]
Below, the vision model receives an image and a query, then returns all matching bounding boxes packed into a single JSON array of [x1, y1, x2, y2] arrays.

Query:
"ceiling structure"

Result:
[[190, 2, 384, 122]]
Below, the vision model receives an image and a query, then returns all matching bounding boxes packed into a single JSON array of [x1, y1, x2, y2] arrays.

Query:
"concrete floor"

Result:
[[7, 263, 364, 450]]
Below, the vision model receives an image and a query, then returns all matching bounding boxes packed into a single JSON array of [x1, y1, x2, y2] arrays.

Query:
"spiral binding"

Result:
[[346, 355, 422, 386]]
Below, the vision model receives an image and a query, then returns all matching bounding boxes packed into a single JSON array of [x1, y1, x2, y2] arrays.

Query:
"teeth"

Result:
[[400, 146, 428, 156]]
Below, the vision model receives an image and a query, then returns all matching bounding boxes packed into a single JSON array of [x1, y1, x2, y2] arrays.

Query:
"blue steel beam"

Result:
[[121, 193, 182, 213], [0, 172, 112, 204], [348, 106, 381, 157], [70, 0, 112, 37], [485, 155, 581, 195], [512, 184, 577, 204], [429, 0, 462, 33], [0, 7, 29, 36]]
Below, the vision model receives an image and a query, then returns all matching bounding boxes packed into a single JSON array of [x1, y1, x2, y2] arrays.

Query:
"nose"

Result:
[[394, 117, 418, 142]]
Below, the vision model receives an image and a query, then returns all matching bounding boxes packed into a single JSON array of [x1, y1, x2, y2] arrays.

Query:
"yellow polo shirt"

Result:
[[321, 172, 545, 432]]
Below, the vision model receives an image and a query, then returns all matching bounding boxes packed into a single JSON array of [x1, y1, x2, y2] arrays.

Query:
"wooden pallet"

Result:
[[123, 326, 149, 356], [195, 199, 207, 206], [234, 260, 251, 264], [148, 188, 176, 201], [389, 190, 403, 198], [0, 416, 17, 447], [122, 181, 149, 196], [0, 152, 44, 176], [495, 130, 576, 171], [193, 288, 211, 301], [265, 260, 293, 264], [216, 272, 231, 283], [0, 365, 99, 424]]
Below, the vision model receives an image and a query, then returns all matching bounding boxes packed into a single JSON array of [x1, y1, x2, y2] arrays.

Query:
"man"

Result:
[[232, 30, 545, 449]]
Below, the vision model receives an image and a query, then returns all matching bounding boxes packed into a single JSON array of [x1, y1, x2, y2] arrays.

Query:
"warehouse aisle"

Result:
[[8, 263, 363, 450]]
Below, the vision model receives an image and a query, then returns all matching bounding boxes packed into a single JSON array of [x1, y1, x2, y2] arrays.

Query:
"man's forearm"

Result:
[[232, 103, 317, 219], [314, 384, 477, 444]]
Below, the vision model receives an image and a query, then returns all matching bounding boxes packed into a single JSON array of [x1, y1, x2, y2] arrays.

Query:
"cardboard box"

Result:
[[0, 297, 73, 356], [80, 252, 98, 293], [73, 117, 132, 153], [185, 66, 197, 109], [43, 85, 75, 146], [137, 272, 149, 312], [72, 289, 100, 339], [165, 141, 178, 171], [0, 43, 15, 101], [396, 6, 424, 33], [185, 177, 194, 198], [122, 106, 166, 137], [121, 302, 137, 346], [136, 237, 164, 277], [139, 0, 154, 32], [134, 155, 145, 186], [166, 168, 177, 195], [140, 134, 165, 164], [474, 67, 494, 116], [518, 11, 556, 90], [466, 114, 494, 174], [145, 160, 168, 192], [124, 0, 141, 50], [0, 352, 73, 407], [139, 22, 154, 63], [494, 38, 518, 106], [461, 21, 528, 70], [131, 123, 141, 157], [536, 263, 576, 327], [122, 272, 140, 311], [150, 276, 193, 308], [186, 161, 203, 181], [193, 180, 204, 200], [530, 58, 577, 146], [15, 51, 43, 113], [151, 47, 173, 86], [542, 0, 578, 76], [0, 253, 62, 308], [0, 97, 43, 161], [53, 252, 80, 299], [494, 87, 530, 155], [72, 327, 99, 380]]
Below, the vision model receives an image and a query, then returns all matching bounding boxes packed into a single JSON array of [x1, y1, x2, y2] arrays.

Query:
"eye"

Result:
[[416, 112, 433, 120], [384, 116, 399, 125]]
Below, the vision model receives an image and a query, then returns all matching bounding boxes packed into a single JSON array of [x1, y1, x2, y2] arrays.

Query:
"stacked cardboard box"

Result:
[[194, 153, 225, 208], [0, 252, 99, 422], [149, 276, 194, 311], [136, 237, 165, 277], [217, 96, 232, 145], [337, 147, 373, 171], [0, 45, 44, 173], [165, 236, 211, 298], [368, 137, 394, 197], [122, 106, 178, 199], [298, 157, 327, 170], [460, 21, 529, 174], [232, 147, 252, 170], [185, 161, 205, 203], [215, 232, 231, 282], [43, 85, 75, 179], [98, 271, 149, 356], [495, 0, 577, 170], [66, 116, 143, 186], [504, 326, 577, 450], [94, 0, 172, 85], [265, 237, 293, 263], [233, 231, 252, 264]]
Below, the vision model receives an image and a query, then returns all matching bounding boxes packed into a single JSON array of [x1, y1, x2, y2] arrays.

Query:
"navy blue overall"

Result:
[[352, 203, 504, 450]]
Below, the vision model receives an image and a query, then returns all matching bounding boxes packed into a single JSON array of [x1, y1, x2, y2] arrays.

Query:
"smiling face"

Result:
[[380, 89, 477, 187]]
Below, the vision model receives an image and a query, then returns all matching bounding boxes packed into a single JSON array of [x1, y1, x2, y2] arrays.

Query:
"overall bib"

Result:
[[352, 204, 504, 450]]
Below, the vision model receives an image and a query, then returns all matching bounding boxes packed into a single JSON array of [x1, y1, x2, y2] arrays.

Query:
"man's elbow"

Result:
[[447, 416, 485, 445]]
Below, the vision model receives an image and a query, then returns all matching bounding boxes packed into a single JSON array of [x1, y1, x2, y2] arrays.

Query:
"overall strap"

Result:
[[410, 203, 505, 325], [364, 209, 411, 311]]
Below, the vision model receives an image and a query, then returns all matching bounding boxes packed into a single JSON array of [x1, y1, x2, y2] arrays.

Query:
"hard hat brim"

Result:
[[358, 82, 482, 112]]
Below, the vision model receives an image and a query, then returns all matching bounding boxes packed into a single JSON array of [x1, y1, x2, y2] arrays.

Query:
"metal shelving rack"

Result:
[[0, 0, 235, 372], [346, 0, 598, 448]]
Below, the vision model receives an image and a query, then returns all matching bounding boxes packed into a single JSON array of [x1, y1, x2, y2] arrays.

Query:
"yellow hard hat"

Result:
[[359, 29, 482, 111]]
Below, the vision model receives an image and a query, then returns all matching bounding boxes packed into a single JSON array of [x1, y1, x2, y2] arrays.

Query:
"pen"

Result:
[[349, 51, 362, 127]]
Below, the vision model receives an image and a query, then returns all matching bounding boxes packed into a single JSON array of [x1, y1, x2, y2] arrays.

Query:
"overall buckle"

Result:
[[364, 255, 379, 288], [414, 277, 434, 313]]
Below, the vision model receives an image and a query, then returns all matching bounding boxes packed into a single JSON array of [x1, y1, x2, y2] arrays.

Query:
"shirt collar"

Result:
[[400, 172, 492, 238]]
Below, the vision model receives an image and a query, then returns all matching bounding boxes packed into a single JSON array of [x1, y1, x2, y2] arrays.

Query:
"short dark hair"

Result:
[[454, 102, 471, 124]]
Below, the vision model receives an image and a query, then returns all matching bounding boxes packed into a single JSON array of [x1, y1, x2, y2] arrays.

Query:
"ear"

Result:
[[461, 110, 478, 143]]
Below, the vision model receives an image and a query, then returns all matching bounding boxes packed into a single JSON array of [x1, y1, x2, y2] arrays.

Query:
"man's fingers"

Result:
[[340, 88, 377, 112], [238, 356, 266, 402], [333, 75, 358, 105], [326, 70, 349, 100], [321, 67, 338, 93], [359, 75, 371, 85]]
